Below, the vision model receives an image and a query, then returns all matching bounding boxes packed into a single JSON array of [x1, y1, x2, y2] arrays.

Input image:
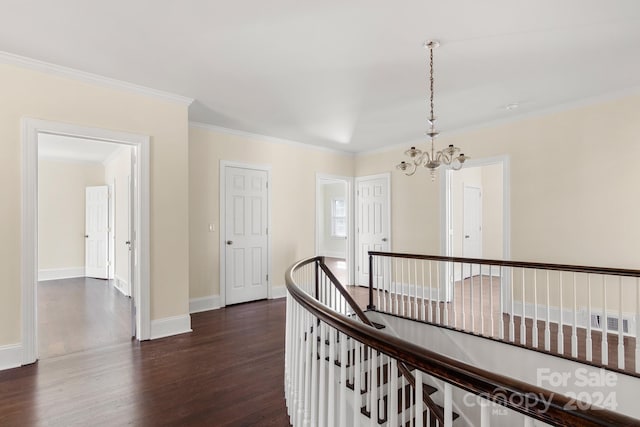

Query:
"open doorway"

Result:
[[22, 118, 151, 364], [440, 155, 510, 307], [37, 134, 133, 358], [316, 174, 353, 286]]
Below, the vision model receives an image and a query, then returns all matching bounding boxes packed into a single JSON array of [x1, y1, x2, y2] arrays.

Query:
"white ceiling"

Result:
[[2, 1, 640, 153], [38, 133, 123, 163]]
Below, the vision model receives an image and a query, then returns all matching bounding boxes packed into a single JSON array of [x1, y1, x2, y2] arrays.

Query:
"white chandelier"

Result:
[[396, 40, 468, 181]]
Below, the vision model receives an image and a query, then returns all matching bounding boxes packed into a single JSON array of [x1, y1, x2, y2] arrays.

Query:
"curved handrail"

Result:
[[317, 259, 445, 424], [368, 251, 640, 277], [286, 256, 640, 427]]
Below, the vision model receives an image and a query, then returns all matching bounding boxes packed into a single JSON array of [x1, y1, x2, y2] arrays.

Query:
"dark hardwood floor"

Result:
[[0, 299, 290, 426], [38, 277, 131, 358]]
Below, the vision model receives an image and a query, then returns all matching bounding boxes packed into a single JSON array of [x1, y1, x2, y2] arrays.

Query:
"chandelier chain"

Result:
[[429, 45, 434, 121]]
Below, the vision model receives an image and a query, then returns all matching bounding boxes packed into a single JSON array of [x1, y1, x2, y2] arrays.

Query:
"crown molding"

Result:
[[0, 51, 194, 106], [189, 121, 355, 157]]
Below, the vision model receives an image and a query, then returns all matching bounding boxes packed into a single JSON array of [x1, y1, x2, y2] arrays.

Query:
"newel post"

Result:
[[367, 253, 375, 310]]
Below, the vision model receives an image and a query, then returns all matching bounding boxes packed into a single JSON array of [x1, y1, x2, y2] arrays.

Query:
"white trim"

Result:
[[0, 343, 23, 371], [22, 118, 151, 366], [315, 173, 355, 285], [114, 274, 130, 297], [189, 295, 222, 314], [37, 267, 85, 281], [269, 286, 287, 299], [219, 161, 272, 306], [190, 121, 354, 157], [0, 51, 193, 105], [150, 315, 192, 340]]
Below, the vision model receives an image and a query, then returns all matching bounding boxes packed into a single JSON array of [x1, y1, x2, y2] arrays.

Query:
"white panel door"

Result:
[[463, 185, 482, 260], [85, 185, 109, 279], [225, 166, 269, 305], [356, 175, 390, 286]]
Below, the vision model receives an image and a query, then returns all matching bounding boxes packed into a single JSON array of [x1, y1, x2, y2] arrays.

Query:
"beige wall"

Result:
[[189, 126, 354, 300], [356, 94, 640, 270], [104, 147, 132, 292], [0, 62, 189, 346], [38, 159, 106, 270]]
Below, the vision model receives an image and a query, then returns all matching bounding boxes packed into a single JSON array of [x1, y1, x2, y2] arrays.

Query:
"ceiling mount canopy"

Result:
[[396, 40, 469, 181]]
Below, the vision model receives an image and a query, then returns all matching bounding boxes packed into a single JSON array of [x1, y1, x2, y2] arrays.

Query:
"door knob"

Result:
[[85, 235, 89, 238], [465, 235, 470, 239], [126, 241, 131, 245], [227, 240, 233, 245], [382, 238, 388, 242]]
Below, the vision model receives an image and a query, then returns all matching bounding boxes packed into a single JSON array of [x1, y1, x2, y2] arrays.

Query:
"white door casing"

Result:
[[21, 118, 151, 365], [85, 185, 110, 279], [223, 165, 269, 305], [462, 185, 482, 259], [356, 174, 391, 287]]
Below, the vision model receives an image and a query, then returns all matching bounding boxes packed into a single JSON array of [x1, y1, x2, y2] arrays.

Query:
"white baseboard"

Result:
[[0, 343, 22, 371], [38, 267, 85, 281], [189, 295, 222, 314], [114, 275, 130, 297], [511, 301, 637, 338], [150, 314, 192, 340], [270, 285, 287, 299]]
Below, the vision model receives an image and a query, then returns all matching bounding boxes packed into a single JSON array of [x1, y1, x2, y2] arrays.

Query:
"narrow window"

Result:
[[331, 198, 346, 238]]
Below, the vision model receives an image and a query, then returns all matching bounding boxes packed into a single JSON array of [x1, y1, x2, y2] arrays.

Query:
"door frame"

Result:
[[219, 160, 272, 307], [315, 174, 354, 285], [21, 118, 151, 364], [439, 155, 511, 304], [355, 172, 392, 286]]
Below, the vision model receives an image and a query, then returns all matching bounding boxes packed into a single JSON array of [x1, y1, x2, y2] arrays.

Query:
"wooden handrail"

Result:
[[317, 260, 445, 424], [286, 256, 640, 427], [368, 251, 640, 278]]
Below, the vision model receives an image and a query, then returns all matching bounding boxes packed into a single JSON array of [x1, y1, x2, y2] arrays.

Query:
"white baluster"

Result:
[[586, 275, 593, 362], [558, 272, 564, 356], [524, 416, 534, 427], [451, 261, 457, 329], [300, 309, 311, 425], [572, 273, 578, 358], [602, 276, 608, 366], [428, 261, 434, 323], [489, 265, 494, 337], [415, 371, 424, 427], [389, 359, 398, 427], [533, 270, 539, 348], [461, 263, 466, 330], [499, 265, 505, 340], [471, 263, 476, 333], [444, 383, 453, 427], [310, 316, 318, 426], [353, 341, 361, 426], [328, 328, 336, 426], [394, 258, 399, 316], [481, 266, 485, 336], [339, 331, 347, 426], [401, 375, 407, 427], [618, 276, 625, 370], [414, 260, 419, 320], [370, 350, 378, 426], [480, 399, 490, 427], [317, 322, 327, 427], [545, 270, 551, 352], [521, 269, 526, 346], [401, 259, 406, 317], [436, 262, 441, 325], [509, 267, 515, 342], [421, 260, 426, 322]]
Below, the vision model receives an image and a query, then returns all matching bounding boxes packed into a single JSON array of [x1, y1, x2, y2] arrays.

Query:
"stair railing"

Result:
[[367, 251, 640, 376], [285, 255, 640, 427]]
